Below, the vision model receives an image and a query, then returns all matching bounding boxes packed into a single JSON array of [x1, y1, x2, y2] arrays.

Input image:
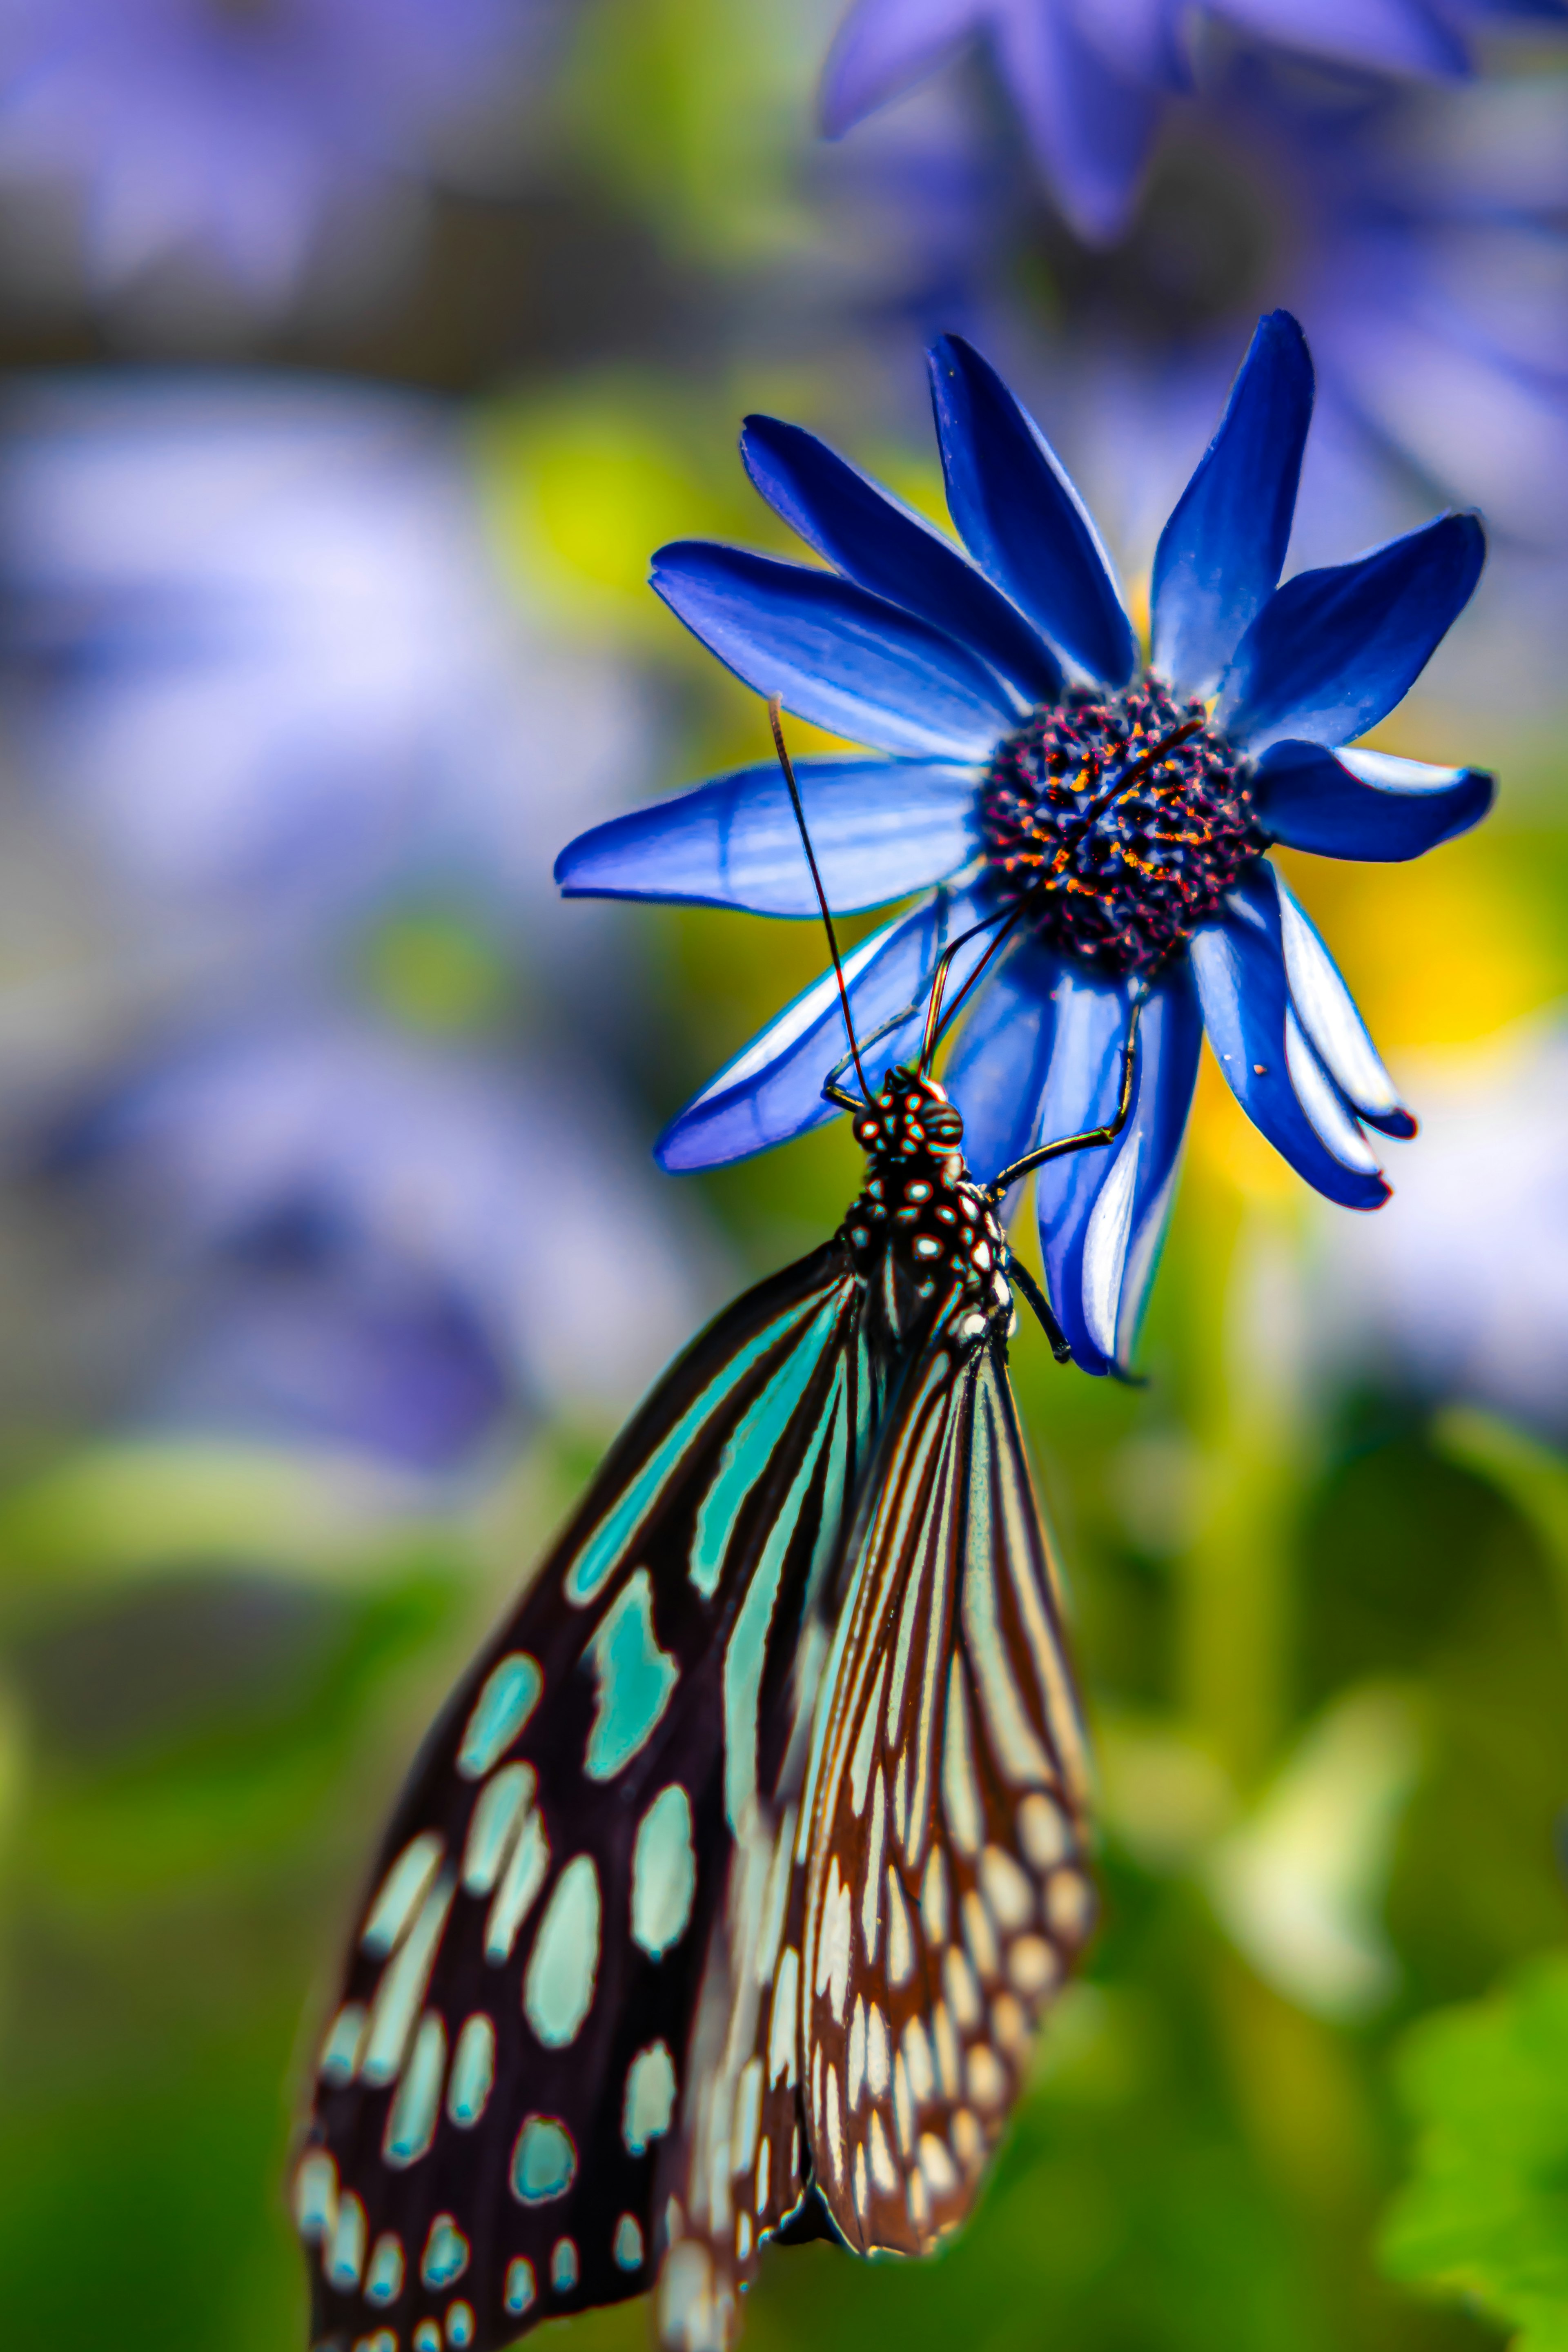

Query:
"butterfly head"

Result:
[[851, 1066, 964, 1163]]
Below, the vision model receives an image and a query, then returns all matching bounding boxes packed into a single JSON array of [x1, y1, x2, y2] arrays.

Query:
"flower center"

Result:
[[978, 679, 1260, 977]]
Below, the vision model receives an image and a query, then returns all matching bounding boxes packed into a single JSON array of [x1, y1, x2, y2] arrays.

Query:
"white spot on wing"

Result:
[[462, 1763, 533, 1895], [1007, 1935, 1060, 1996], [294, 2149, 336, 2241], [457, 1653, 542, 1780], [918, 2133, 958, 2196], [824, 2062, 845, 2183], [769, 1948, 800, 2088], [361, 1832, 443, 1960], [869, 2108, 898, 2194], [902, 2016, 934, 2102], [920, 1848, 949, 1945], [816, 1858, 853, 2024], [980, 1844, 1036, 1931], [893, 2050, 915, 2155], [968, 2043, 1007, 2109], [365, 2232, 404, 2306], [524, 1856, 601, 2048], [944, 1943, 981, 2028], [941, 1663, 981, 1855], [861, 1771, 886, 1964], [866, 2003, 890, 2097], [446, 2013, 496, 2127], [631, 1784, 696, 1959], [483, 1782, 548, 1964], [317, 2003, 365, 2085], [362, 1871, 455, 2086], [326, 2191, 366, 2290], [1018, 1790, 1071, 1871], [624, 2039, 677, 2156], [1046, 1868, 1094, 1941], [732, 2058, 763, 2177], [886, 1866, 915, 1987], [383, 2010, 446, 2167], [933, 2001, 960, 2098], [962, 1889, 1000, 1982]]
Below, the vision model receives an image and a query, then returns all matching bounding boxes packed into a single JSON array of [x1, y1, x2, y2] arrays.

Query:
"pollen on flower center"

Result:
[[978, 679, 1261, 977]]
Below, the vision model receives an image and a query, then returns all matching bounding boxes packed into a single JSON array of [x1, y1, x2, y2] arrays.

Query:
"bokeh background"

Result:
[[0, 5, 1565, 2351]]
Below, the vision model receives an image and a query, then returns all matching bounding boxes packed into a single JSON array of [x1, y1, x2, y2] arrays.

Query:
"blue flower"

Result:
[[0, 0, 545, 305], [820, 0, 1565, 244], [556, 313, 1494, 1376]]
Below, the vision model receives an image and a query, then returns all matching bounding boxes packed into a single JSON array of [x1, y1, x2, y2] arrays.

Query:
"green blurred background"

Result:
[[0, 4, 1565, 2351]]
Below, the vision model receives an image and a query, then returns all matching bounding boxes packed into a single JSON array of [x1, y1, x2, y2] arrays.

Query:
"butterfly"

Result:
[[295, 708, 1142, 2352]]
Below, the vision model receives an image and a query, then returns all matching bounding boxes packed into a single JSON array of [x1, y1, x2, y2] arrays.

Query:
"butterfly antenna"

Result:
[[768, 696, 872, 1106], [919, 902, 1023, 1074]]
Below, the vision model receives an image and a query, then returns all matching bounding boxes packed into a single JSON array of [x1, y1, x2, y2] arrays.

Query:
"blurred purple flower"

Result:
[[0, 375, 654, 960], [51, 1016, 718, 1470], [1312, 1022, 1568, 1442], [0, 0, 549, 303], [823, 47, 1568, 569], [821, 0, 1565, 243]]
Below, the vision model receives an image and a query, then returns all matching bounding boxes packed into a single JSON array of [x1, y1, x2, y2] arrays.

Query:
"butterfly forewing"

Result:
[[298, 1243, 883, 2352], [798, 1324, 1096, 2259]]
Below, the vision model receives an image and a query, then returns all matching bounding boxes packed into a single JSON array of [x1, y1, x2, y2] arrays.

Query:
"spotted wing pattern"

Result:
[[797, 1327, 1096, 2258], [297, 1242, 885, 2352], [651, 1789, 813, 2352]]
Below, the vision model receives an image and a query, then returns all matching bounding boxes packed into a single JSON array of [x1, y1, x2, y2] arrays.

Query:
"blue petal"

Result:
[[656, 884, 992, 1172], [651, 541, 1018, 760], [927, 335, 1138, 688], [1231, 0, 1467, 76], [1028, 964, 1202, 1378], [741, 415, 1063, 706], [1151, 311, 1314, 699], [987, 0, 1163, 244], [1216, 512, 1486, 754], [1188, 878, 1390, 1209], [819, 0, 982, 138], [555, 756, 978, 915], [1265, 862, 1415, 1138], [1254, 739, 1495, 862], [939, 938, 1063, 1188]]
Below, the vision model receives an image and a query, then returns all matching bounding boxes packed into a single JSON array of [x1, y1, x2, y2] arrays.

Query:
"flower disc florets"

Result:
[[978, 679, 1261, 976]]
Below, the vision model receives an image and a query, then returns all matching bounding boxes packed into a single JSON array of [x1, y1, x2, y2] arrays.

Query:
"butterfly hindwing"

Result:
[[797, 1326, 1096, 2257], [298, 1241, 884, 2352]]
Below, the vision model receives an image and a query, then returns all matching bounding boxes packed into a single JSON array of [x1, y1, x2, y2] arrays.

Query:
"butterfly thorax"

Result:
[[839, 1068, 1013, 1352]]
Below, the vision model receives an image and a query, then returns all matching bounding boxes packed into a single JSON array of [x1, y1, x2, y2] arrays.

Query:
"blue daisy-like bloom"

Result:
[[556, 312, 1493, 1376]]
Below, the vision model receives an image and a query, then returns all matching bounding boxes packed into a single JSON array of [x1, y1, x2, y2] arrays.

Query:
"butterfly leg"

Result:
[[1007, 1257, 1072, 1363], [986, 983, 1149, 1203]]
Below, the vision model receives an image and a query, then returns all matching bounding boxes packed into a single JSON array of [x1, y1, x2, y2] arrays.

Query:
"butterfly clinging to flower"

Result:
[[294, 721, 1138, 2352]]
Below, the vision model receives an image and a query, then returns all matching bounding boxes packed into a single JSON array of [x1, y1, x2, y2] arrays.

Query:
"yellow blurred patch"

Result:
[[1272, 833, 1560, 1055], [1188, 1048, 1299, 1205], [474, 389, 742, 634]]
